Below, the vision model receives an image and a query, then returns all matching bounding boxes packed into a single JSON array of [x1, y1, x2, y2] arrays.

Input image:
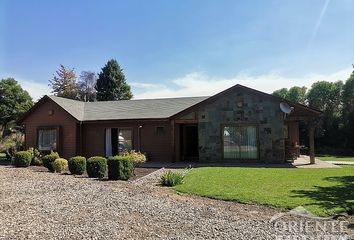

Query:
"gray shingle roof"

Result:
[[48, 95, 209, 121], [48, 96, 85, 121]]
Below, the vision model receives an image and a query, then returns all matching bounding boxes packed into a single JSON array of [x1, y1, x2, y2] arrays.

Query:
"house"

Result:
[[19, 84, 321, 163]]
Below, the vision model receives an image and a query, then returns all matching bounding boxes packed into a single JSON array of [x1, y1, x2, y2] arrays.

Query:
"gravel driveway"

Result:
[[0, 165, 351, 239]]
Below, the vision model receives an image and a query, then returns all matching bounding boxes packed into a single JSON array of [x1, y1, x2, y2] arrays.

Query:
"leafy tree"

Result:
[[78, 71, 97, 102], [272, 88, 288, 99], [272, 86, 307, 104], [287, 86, 307, 104], [0, 78, 33, 129], [341, 74, 354, 148], [95, 59, 133, 101], [307, 81, 343, 147], [49, 65, 78, 99]]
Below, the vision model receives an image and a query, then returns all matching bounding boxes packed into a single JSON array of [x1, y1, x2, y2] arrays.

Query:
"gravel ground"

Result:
[[0, 165, 352, 239]]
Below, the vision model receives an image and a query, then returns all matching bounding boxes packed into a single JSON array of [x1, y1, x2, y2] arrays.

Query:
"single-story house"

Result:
[[19, 84, 321, 163]]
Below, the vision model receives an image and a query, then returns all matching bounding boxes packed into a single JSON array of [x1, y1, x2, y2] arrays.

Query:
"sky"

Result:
[[1, 0, 353, 100]]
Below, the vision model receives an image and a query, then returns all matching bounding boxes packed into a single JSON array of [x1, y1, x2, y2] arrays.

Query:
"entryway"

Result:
[[180, 124, 199, 161]]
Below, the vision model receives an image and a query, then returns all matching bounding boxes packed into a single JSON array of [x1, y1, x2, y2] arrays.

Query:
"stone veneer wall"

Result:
[[197, 89, 285, 163]]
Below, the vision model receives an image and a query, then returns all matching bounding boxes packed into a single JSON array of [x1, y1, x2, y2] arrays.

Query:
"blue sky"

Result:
[[1, 0, 353, 100]]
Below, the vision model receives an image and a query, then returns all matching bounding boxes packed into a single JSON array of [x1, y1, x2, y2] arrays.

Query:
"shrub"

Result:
[[87, 156, 107, 179], [14, 151, 32, 167], [160, 171, 184, 186], [53, 158, 68, 173], [68, 156, 86, 175], [122, 150, 146, 175], [108, 156, 133, 180], [42, 151, 60, 172], [27, 148, 43, 166]]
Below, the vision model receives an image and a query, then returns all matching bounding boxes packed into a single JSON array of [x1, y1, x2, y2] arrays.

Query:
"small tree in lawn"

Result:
[[49, 65, 79, 99], [95, 59, 133, 101]]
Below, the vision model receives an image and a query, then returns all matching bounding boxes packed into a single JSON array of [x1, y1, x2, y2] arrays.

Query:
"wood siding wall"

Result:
[[22, 99, 78, 159], [82, 120, 172, 161]]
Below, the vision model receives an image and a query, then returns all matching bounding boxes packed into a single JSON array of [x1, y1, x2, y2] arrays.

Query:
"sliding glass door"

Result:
[[223, 125, 258, 160], [105, 128, 133, 157]]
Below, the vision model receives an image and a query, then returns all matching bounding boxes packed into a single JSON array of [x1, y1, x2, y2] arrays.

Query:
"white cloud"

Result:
[[132, 67, 352, 99], [4, 67, 352, 101], [17, 79, 51, 101]]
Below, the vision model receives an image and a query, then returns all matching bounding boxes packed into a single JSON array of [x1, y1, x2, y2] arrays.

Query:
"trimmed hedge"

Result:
[[14, 151, 32, 167], [108, 156, 133, 180], [87, 156, 107, 179], [68, 156, 86, 175], [42, 152, 60, 172], [53, 158, 68, 173]]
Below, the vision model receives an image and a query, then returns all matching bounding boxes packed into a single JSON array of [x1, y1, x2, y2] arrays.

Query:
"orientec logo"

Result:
[[269, 206, 350, 240]]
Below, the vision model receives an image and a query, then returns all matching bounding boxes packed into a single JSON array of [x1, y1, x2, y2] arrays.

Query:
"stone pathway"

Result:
[[326, 161, 354, 166], [293, 155, 340, 168]]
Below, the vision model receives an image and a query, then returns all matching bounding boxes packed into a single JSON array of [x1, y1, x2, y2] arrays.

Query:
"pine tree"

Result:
[[49, 65, 78, 99], [95, 59, 133, 101]]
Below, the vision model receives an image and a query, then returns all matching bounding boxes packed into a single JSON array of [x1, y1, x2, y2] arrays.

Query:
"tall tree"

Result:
[[287, 86, 307, 104], [78, 71, 97, 102], [272, 88, 288, 99], [272, 86, 307, 104], [0, 78, 33, 128], [49, 64, 78, 99], [95, 59, 133, 101], [342, 73, 354, 148], [307, 81, 343, 147]]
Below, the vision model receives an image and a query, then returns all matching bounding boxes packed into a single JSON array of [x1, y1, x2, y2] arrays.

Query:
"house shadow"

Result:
[[140, 161, 296, 169], [291, 176, 354, 216]]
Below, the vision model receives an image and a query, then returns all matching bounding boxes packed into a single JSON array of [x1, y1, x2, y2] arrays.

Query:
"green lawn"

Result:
[[317, 155, 354, 162], [174, 166, 354, 217]]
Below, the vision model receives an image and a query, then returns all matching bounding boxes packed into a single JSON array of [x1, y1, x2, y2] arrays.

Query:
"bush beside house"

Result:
[[108, 156, 133, 180], [14, 151, 32, 167], [27, 148, 43, 166], [123, 150, 146, 175], [68, 156, 86, 175], [53, 158, 68, 173], [87, 156, 107, 179], [42, 151, 60, 172]]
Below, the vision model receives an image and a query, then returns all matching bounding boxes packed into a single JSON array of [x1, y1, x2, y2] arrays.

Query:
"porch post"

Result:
[[171, 120, 176, 162], [309, 125, 315, 164]]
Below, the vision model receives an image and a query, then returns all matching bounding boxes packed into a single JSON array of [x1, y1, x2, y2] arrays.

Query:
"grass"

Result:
[[0, 153, 6, 159], [174, 166, 354, 217], [317, 155, 354, 162]]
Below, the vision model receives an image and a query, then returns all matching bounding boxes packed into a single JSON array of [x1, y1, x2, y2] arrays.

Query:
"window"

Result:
[[223, 125, 258, 160], [156, 127, 165, 136], [38, 128, 58, 151]]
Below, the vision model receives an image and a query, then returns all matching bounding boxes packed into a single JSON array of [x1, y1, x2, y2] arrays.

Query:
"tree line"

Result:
[[0, 58, 133, 153], [272, 67, 354, 152], [49, 59, 133, 101]]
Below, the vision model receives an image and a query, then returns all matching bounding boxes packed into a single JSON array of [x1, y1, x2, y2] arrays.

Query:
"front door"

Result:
[[180, 125, 199, 161]]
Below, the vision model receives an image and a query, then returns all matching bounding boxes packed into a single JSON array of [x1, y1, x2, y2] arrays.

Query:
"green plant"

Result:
[[14, 150, 32, 167], [108, 156, 133, 180], [87, 156, 107, 179], [68, 156, 86, 175], [27, 148, 43, 166], [160, 170, 185, 186], [42, 151, 60, 172], [53, 158, 68, 173], [0, 130, 24, 161], [123, 150, 146, 174]]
